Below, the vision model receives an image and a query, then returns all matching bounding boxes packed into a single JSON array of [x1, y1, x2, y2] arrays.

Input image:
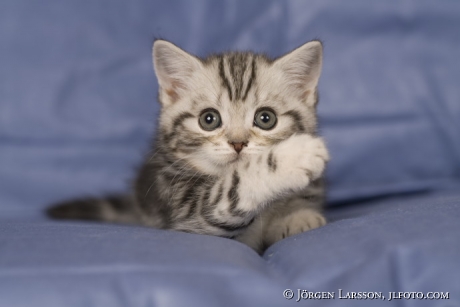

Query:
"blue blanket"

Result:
[[1, 1, 459, 306]]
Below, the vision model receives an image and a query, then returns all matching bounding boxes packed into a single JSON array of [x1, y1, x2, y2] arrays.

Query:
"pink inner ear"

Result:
[[302, 89, 311, 101], [165, 80, 181, 103]]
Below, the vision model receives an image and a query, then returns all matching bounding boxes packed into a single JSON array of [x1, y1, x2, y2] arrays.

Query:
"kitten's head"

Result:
[[152, 40, 322, 174]]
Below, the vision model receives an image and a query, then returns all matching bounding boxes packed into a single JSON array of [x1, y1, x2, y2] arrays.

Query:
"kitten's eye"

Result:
[[199, 109, 222, 131], [254, 108, 277, 130]]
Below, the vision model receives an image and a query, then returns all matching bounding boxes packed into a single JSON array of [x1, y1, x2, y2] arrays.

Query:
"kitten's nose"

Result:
[[229, 141, 248, 154]]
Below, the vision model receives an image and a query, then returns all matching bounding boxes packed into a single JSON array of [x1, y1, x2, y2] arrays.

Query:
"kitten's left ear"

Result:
[[273, 40, 323, 104]]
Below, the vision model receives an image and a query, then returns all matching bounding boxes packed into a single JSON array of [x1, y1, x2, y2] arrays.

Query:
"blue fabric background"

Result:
[[1, 1, 460, 306], [1, 0, 460, 217]]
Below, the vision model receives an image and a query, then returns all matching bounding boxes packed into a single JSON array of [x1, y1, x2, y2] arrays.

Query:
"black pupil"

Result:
[[260, 113, 270, 123], [205, 113, 214, 124]]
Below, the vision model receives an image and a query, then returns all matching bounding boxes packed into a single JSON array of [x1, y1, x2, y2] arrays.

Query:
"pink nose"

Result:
[[229, 142, 247, 153]]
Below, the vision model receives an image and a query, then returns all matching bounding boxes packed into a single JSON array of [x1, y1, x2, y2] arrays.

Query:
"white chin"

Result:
[[214, 153, 239, 165]]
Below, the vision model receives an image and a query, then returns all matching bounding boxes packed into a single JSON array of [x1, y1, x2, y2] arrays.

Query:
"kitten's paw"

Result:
[[264, 208, 326, 246], [275, 134, 329, 188], [299, 136, 329, 180]]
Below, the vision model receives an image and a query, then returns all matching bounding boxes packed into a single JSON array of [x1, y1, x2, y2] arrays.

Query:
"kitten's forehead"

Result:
[[202, 52, 272, 106]]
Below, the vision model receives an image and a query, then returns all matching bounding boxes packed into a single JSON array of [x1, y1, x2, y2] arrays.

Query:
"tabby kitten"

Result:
[[47, 39, 329, 253]]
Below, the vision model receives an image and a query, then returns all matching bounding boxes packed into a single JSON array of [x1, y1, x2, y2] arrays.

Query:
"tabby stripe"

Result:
[[202, 178, 254, 231], [219, 57, 233, 101], [202, 186, 212, 207], [244, 160, 250, 170], [162, 128, 174, 143], [164, 112, 194, 144], [201, 181, 224, 217], [213, 182, 224, 206], [176, 140, 204, 148], [228, 171, 242, 215], [229, 56, 239, 99], [183, 177, 207, 218], [231, 55, 247, 100], [47, 199, 104, 220], [106, 196, 131, 213], [181, 181, 196, 217], [163, 169, 196, 183], [267, 150, 277, 172], [164, 155, 176, 165], [173, 112, 194, 130], [204, 216, 255, 232], [181, 184, 195, 204], [242, 57, 256, 101], [282, 110, 306, 132], [305, 169, 314, 180], [185, 198, 198, 219], [300, 194, 323, 203]]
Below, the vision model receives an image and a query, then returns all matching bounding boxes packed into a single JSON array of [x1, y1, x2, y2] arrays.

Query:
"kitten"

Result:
[[47, 39, 329, 253]]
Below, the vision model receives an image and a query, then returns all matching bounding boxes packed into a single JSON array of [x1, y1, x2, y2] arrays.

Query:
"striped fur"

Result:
[[47, 40, 329, 253]]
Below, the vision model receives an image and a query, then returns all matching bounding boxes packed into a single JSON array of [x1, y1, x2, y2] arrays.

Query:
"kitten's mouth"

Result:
[[229, 153, 247, 164], [230, 156, 240, 163], [218, 152, 248, 165]]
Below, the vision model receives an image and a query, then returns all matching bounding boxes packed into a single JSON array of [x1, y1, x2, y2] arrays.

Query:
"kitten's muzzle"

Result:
[[229, 141, 248, 154]]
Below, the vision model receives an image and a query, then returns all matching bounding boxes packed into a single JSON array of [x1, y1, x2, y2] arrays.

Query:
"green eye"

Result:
[[199, 109, 222, 131], [254, 108, 277, 130]]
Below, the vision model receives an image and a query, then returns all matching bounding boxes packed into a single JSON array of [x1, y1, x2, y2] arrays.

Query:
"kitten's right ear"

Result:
[[273, 40, 323, 106], [153, 40, 202, 105]]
